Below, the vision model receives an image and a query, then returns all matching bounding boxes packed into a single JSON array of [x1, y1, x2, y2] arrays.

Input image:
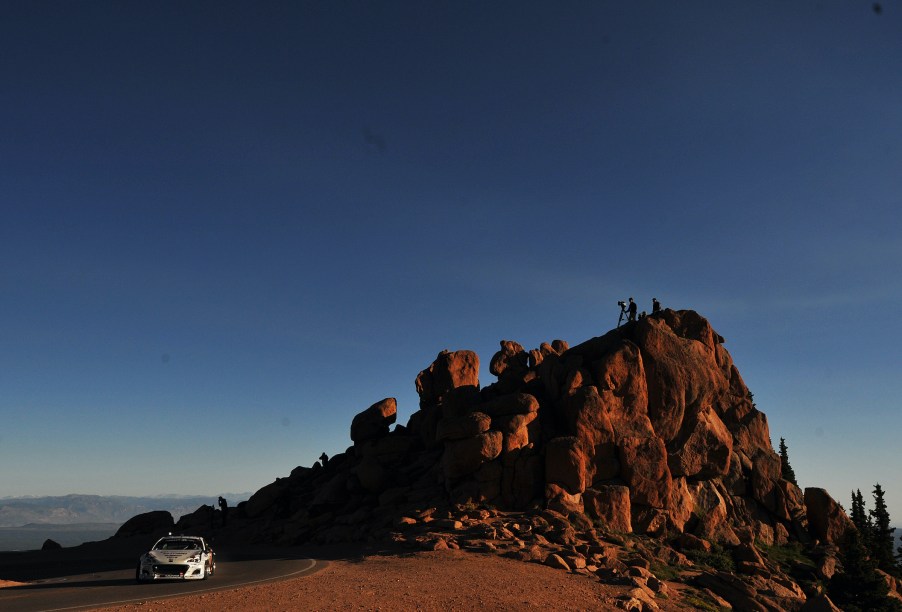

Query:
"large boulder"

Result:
[[587, 340, 654, 440], [436, 411, 492, 441], [529, 340, 564, 368], [773, 479, 806, 522], [559, 386, 615, 451], [415, 350, 480, 406], [245, 478, 290, 518], [41, 538, 62, 550], [438, 386, 481, 419], [351, 397, 397, 444], [804, 488, 854, 544], [585, 485, 632, 533], [489, 340, 529, 380], [492, 411, 539, 452], [442, 430, 503, 479], [502, 450, 543, 508], [557, 387, 616, 485], [353, 457, 387, 493], [175, 504, 216, 530], [667, 476, 696, 532], [667, 406, 733, 479], [690, 480, 740, 545], [311, 473, 350, 508], [633, 315, 729, 444], [750, 450, 782, 512], [115, 510, 174, 537], [545, 436, 587, 494], [479, 393, 539, 417], [618, 436, 672, 509]]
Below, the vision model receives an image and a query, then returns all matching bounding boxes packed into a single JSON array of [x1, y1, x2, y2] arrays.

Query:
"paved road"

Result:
[[0, 555, 322, 612]]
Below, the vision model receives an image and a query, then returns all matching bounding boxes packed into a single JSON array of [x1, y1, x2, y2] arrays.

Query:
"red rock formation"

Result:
[[161, 309, 856, 606], [399, 312, 816, 542]]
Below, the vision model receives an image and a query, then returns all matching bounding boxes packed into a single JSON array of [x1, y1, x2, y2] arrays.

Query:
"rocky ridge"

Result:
[[120, 309, 900, 611]]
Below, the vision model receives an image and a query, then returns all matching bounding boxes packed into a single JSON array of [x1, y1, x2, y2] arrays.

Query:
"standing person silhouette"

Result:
[[218, 496, 229, 527], [652, 298, 661, 314], [627, 297, 637, 322]]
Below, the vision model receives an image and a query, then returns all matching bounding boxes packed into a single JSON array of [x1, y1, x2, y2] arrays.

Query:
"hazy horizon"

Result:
[[0, 492, 253, 500]]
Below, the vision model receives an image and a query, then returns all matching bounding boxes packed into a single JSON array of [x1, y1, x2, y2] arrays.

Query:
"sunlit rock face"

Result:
[[170, 310, 842, 554]]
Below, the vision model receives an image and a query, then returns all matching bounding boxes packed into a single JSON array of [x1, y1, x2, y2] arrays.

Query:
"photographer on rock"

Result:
[[617, 297, 638, 327]]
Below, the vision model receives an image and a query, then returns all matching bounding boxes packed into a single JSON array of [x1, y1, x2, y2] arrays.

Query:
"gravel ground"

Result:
[[92, 548, 689, 611]]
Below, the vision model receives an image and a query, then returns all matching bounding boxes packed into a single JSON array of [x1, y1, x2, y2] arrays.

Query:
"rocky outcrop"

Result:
[[351, 398, 397, 445], [114, 510, 174, 537], [210, 310, 825, 547], [137, 309, 858, 611], [41, 538, 62, 550]]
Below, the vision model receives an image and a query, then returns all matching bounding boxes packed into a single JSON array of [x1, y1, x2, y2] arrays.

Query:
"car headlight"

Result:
[[187, 554, 201, 563]]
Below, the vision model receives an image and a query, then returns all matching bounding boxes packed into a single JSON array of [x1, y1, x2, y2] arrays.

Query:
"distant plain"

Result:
[[0, 523, 119, 551]]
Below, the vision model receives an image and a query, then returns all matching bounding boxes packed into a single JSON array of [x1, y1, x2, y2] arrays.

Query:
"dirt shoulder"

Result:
[[0, 580, 26, 589], [92, 547, 692, 611]]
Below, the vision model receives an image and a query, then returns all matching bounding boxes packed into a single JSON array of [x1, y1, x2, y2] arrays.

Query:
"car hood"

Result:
[[147, 549, 201, 563]]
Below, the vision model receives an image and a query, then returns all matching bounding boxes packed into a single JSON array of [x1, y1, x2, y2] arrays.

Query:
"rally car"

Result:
[[135, 535, 215, 582]]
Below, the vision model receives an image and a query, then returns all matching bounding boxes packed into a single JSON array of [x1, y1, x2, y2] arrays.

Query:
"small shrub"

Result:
[[681, 589, 726, 612], [455, 500, 479, 513], [685, 544, 735, 573], [649, 561, 682, 581], [760, 541, 813, 570]]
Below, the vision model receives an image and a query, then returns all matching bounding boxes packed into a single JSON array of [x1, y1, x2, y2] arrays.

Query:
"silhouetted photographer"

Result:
[[617, 297, 637, 327]]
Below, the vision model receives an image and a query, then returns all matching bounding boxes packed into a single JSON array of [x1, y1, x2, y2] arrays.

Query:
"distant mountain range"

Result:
[[0, 494, 251, 528]]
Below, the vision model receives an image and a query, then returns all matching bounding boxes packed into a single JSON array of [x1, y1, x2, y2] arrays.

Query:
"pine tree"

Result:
[[778, 437, 798, 485], [870, 483, 898, 575], [851, 490, 870, 534], [849, 489, 864, 531], [829, 527, 902, 611], [851, 489, 875, 550]]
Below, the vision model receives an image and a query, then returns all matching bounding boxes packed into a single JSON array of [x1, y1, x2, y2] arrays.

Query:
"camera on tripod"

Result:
[[617, 300, 629, 327]]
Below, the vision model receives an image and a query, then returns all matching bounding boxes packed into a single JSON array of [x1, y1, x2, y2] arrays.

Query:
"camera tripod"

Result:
[[617, 303, 629, 328]]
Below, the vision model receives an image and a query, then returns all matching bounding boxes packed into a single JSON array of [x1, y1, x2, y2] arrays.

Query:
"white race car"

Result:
[[135, 535, 215, 582]]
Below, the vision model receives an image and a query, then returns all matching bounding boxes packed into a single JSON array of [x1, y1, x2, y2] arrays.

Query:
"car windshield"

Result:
[[154, 539, 200, 550]]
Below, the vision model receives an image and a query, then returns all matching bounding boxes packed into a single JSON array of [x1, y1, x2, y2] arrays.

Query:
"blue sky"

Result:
[[2, 2, 900, 520]]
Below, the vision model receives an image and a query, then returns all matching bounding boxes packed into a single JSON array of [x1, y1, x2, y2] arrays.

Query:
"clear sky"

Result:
[[2, 2, 900, 520]]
